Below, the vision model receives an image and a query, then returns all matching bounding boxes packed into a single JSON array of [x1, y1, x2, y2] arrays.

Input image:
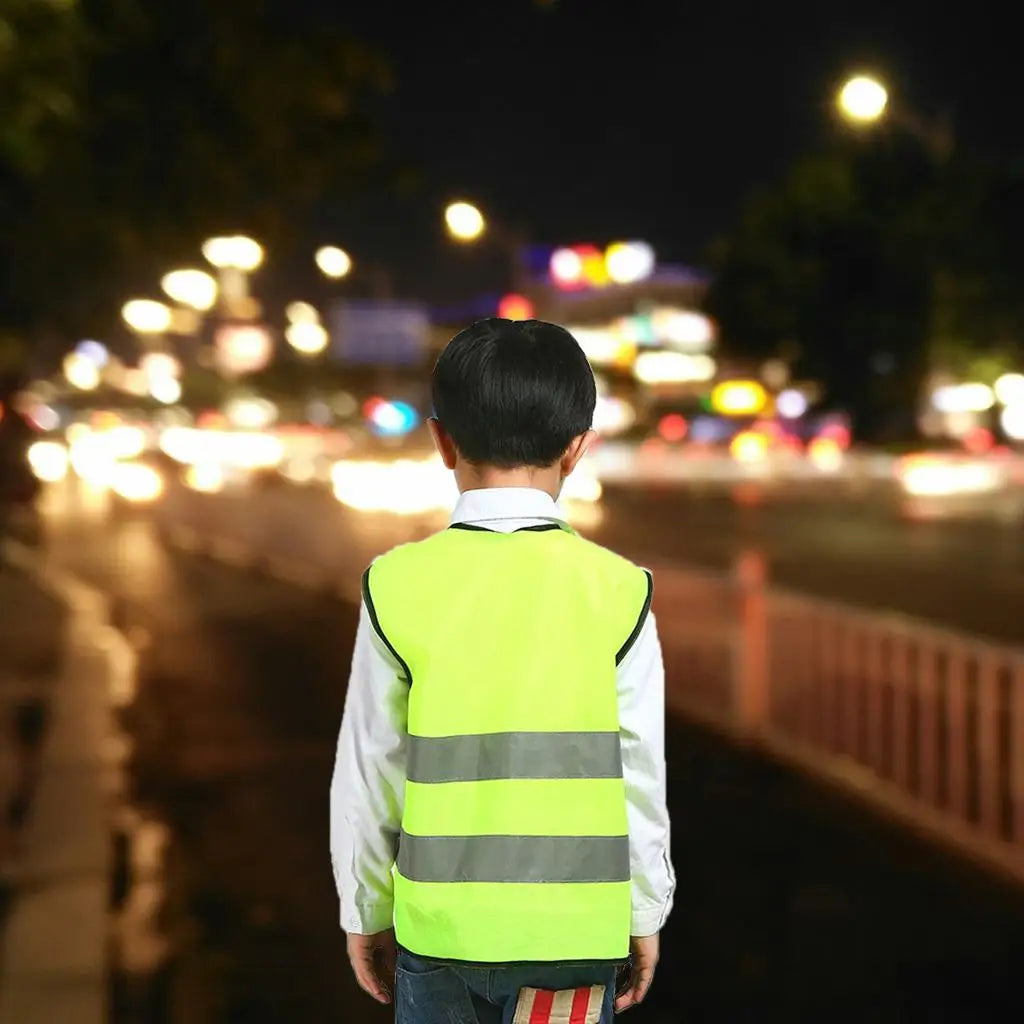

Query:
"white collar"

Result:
[[449, 487, 563, 527]]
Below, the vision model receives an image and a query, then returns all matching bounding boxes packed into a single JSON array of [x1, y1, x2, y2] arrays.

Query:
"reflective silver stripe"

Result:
[[397, 831, 630, 884], [407, 731, 622, 784]]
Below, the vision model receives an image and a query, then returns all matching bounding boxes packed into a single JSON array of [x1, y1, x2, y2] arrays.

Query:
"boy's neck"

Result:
[[456, 463, 561, 500]]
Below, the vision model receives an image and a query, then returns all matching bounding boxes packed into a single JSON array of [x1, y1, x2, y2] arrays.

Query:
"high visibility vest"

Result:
[[362, 520, 653, 964]]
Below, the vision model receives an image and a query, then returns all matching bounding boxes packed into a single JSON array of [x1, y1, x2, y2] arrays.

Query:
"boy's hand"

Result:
[[347, 928, 397, 1004], [614, 933, 659, 1013]]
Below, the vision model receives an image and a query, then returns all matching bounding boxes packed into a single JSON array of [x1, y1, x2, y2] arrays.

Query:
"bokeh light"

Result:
[[315, 246, 352, 279]]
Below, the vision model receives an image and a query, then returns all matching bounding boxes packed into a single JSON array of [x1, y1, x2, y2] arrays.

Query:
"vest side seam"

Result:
[[361, 565, 413, 685], [615, 569, 653, 666]]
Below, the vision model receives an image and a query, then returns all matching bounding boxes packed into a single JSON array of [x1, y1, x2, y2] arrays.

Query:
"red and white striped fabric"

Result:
[[511, 985, 605, 1024]]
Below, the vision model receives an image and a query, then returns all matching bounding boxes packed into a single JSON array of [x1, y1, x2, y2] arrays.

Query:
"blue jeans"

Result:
[[395, 949, 617, 1024]]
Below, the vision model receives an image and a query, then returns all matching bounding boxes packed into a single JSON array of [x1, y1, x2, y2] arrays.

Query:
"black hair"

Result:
[[431, 317, 596, 468]]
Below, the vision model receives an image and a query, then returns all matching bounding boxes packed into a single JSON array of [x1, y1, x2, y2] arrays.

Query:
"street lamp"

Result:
[[161, 268, 218, 311], [202, 235, 264, 318], [445, 200, 486, 242], [201, 235, 264, 272], [122, 299, 172, 335], [285, 321, 329, 355], [836, 72, 951, 159], [837, 74, 888, 124], [315, 246, 352, 280]]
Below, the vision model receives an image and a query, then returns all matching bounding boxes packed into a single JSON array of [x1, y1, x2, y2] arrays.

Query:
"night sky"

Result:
[[306, 0, 1019, 303]]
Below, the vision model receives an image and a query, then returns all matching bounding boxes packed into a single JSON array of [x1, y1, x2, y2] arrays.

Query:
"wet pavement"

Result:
[[31, 492, 1024, 1022]]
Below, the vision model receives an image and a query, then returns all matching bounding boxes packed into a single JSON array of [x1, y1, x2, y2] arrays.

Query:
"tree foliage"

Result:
[[706, 134, 1024, 439], [0, 0, 391, 356]]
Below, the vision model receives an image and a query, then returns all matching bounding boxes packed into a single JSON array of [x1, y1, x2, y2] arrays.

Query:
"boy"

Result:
[[331, 318, 674, 1023]]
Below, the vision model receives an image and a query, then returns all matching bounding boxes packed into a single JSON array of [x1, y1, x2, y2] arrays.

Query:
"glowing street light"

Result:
[[63, 352, 101, 391], [315, 246, 353, 279], [122, 298, 172, 335], [286, 301, 321, 325], [285, 321, 329, 355], [838, 74, 889, 124], [161, 268, 218, 311], [202, 235, 264, 271], [445, 201, 485, 242]]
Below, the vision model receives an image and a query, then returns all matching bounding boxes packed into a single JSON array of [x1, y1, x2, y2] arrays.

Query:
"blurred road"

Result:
[[593, 483, 1024, 644], [34, 488, 1024, 1022]]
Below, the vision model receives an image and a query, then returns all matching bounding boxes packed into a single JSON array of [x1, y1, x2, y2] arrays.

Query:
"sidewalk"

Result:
[[0, 542, 131, 1024]]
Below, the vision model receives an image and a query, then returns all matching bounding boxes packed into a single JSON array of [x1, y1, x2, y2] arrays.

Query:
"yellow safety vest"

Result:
[[363, 520, 652, 963]]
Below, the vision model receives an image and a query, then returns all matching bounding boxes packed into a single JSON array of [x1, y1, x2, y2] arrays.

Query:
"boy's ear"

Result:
[[428, 417, 458, 470], [561, 429, 597, 477]]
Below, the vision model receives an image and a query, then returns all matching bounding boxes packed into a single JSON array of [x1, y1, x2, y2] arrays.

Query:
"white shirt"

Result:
[[330, 487, 676, 939]]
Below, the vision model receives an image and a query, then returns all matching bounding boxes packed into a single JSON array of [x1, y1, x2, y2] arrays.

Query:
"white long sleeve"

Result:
[[330, 602, 408, 934], [617, 611, 676, 936]]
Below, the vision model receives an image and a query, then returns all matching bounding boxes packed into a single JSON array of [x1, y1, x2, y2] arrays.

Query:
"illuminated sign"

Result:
[[550, 242, 657, 290]]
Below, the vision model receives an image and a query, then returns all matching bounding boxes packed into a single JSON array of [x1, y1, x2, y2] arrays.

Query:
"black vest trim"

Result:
[[362, 566, 413, 685], [615, 569, 653, 666]]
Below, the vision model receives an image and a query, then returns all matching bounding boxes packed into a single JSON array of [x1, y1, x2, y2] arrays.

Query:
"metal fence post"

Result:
[[734, 550, 769, 739]]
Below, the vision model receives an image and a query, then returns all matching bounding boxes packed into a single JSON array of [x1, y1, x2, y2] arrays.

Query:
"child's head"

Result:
[[430, 317, 597, 495]]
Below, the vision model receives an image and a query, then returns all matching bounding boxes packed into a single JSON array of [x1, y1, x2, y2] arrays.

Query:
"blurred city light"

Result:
[[331, 458, 457, 513], [202, 235, 264, 271], [634, 351, 716, 384], [109, 462, 164, 503], [994, 373, 1024, 406], [214, 324, 273, 375], [27, 441, 69, 483], [224, 397, 278, 430], [122, 299, 172, 335], [657, 413, 688, 442], [63, 353, 101, 391], [286, 301, 320, 324], [653, 310, 713, 350], [807, 436, 843, 472], [140, 352, 182, 380], [315, 246, 353, 279], [931, 382, 995, 413], [963, 426, 995, 454], [550, 247, 585, 289], [570, 327, 635, 368], [577, 245, 608, 287], [561, 470, 602, 503], [364, 397, 419, 436], [817, 420, 852, 449], [445, 201, 485, 242], [776, 388, 809, 418], [161, 269, 218, 311], [169, 307, 202, 334], [150, 376, 182, 404], [761, 359, 789, 390], [286, 321, 329, 355], [26, 402, 60, 432], [1001, 404, 1024, 440], [711, 380, 768, 415], [184, 462, 225, 493], [75, 340, 109, 367], [838, 74, 888, 123], [730, 430, 768, 463], [498, 293, 535, 320], [592, 396, 636, 436], [605, 242, 655, 284], [898, 455, 1002, 496]]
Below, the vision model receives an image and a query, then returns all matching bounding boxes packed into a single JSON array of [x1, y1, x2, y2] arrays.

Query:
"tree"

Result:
[[706, 136, 1024, 440], [0, 0, 392, 359]]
